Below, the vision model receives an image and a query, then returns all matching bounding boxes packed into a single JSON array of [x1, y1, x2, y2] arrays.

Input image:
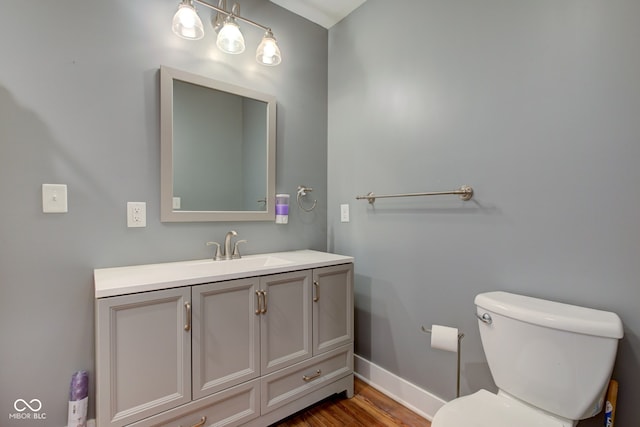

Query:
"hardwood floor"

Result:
[[273, 377, 432, 426]]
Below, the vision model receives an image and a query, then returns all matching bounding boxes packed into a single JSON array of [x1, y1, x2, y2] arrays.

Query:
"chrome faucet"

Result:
[[223, 230, 237, 260], [207, 230, 247, 260]]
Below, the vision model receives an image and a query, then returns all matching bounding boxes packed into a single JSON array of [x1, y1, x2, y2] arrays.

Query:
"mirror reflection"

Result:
[[160, 66, 276, 222]]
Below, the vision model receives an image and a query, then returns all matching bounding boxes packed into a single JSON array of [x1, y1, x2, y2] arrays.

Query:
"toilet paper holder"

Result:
[[421, 325, 464, 398]]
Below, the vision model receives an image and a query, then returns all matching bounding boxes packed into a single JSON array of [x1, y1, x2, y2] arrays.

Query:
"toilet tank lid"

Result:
[[475, 291, 623, 339]]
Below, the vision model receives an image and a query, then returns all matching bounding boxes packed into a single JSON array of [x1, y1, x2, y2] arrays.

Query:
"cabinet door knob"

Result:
[[184, 302, 192, 332]]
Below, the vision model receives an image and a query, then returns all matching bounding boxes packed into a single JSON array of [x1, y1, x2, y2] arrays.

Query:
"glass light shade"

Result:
[[256, 31, 281, 66], [172, 1, 204, 40], [216, 19, 245, 54]]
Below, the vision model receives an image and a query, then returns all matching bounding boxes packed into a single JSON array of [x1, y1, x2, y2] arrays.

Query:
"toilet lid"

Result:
[[432, 390, 566, 427]]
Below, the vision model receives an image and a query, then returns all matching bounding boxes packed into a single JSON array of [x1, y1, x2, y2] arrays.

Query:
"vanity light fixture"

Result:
[[172, 0, 205, 40], [172, 0, 282, 66], [256, 29, 281, 66]]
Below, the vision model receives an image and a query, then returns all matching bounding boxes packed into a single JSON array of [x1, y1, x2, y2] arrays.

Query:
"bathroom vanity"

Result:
[[94, 250, 354, 427]]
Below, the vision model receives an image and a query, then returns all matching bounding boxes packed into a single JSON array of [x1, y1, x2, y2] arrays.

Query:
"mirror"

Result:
[[160, 66, 276, 222]]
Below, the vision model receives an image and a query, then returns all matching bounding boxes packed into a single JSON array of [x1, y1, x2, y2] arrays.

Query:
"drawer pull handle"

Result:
[[192, 416, 207, 427], [302, 369, 321, 382], [313, 281, 319, 302], [184, 302, 192, 332], [180, 416, 207, 427]]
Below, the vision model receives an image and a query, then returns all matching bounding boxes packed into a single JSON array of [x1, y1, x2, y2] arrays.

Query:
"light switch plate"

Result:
[[340, 204, 350, 222], [42, 184, 68, 213]]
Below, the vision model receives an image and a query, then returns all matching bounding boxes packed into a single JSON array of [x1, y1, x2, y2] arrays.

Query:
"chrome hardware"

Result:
[[184, 302, 192, 331], [302, 369, 321, 382], [420, 325, 465, 398], [476, 312, 492, 325], [232, 239, 247, 259], [261, 290, 267, 314], [255, 290, 267, 314], [223, 230, 238, 260], [209, 230, 244, 261], [206, 241, 222, 260], [183, 416, 206, 427], [356, 185, 474, 204], [297, 185, 317, 212], [255, 290, 263, 315], [313, 281, 319, 302]]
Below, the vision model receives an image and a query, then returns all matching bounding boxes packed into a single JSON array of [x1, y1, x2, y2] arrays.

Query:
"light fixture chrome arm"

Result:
[[193, 0, 271, 32]]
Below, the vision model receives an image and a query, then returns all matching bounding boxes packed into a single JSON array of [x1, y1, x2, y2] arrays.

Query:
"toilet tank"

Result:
[[475, 291, 623, 421]]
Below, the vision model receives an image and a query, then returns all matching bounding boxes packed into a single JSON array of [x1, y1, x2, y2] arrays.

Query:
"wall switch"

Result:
[[42, 184, 68, 213], [340, 204, 350, 222], [127, 202, 146, 228], [172, 197, 181, 209]]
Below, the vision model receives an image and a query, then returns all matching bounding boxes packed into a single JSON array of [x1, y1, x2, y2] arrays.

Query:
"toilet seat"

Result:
[[431, 389, 569, 427]]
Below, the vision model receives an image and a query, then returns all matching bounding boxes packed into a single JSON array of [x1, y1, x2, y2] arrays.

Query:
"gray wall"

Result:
[[327, 1, 640, 426], [0, 1, 327, 425]]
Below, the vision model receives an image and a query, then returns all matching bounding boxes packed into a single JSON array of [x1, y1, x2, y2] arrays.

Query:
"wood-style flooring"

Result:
[[273, 377, 432, 426]]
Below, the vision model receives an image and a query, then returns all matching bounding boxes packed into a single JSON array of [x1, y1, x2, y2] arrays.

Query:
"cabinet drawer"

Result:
[[261, 345, 353, 414], [128, 380, 259, 427]]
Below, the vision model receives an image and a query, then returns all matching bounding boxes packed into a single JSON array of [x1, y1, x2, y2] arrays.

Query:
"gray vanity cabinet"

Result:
[[192, 278, 260, 400], [259, 270, 313, 375], [312, 264, 354, 355], [192, 271, 313, 398], [96, 287, 192, 427], [95, 254, 354, 427]]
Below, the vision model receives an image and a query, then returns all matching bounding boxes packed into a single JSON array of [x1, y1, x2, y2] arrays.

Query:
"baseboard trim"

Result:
[[354, 354, 446, 421]]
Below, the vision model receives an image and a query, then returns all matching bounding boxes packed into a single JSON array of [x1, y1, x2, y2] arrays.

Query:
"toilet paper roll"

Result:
[[430, 325, 459, 353]]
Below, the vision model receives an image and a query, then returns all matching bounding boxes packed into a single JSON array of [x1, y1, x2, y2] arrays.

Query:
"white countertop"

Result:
[[94, 250, 353, 298]]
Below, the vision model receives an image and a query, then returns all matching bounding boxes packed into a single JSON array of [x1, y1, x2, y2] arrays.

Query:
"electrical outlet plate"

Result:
[[127, 202, 146, 228]]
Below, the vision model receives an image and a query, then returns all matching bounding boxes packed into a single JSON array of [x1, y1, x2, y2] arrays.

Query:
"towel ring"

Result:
[[297, 185, 317, 212]]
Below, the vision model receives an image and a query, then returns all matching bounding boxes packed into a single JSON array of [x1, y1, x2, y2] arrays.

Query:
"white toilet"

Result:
[[432, 291, 623, 427]]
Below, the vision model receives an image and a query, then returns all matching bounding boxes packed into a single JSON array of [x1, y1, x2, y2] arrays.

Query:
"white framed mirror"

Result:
[[160, 66, 276, 222]]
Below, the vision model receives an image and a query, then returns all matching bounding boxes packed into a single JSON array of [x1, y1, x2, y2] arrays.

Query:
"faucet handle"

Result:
[[206, 242, 222, 261], [232, 240, 247, 259]]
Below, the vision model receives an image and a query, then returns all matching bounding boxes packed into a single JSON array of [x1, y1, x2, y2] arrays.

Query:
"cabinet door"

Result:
[[192, 278, 260, 399], [313, 264, 354, 355], [260, 270, 312, 374], [96, 287, 191, 427]]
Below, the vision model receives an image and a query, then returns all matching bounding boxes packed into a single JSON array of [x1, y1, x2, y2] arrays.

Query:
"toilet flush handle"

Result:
[[476, 312, 493, 325]]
